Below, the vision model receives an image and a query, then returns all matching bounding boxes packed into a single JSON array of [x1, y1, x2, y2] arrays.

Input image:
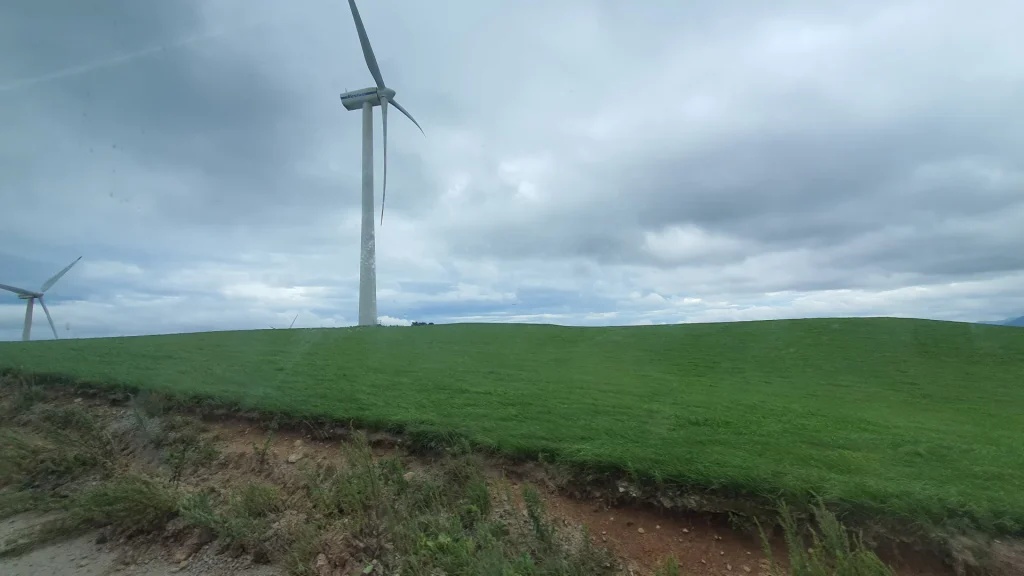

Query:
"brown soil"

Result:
[[206, 418, 952, 576]]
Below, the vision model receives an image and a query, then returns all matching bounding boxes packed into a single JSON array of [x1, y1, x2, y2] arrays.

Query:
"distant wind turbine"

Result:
[[339, 0, 424, 327], [269, 314, 299, 330], [0, 256, 82, 341]]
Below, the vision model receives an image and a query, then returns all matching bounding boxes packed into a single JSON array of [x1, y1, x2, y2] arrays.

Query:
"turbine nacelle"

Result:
[[340, 87, 396, 111]]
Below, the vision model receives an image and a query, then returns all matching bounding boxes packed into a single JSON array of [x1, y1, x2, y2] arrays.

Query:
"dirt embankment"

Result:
[[0, 382, 1016, 576]]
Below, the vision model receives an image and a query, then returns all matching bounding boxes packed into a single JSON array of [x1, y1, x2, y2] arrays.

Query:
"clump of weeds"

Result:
[[268, 433, 618, 575], [654, 555, 682, 576], [758, 502, 895, 576], [0, 384, 215, 556], [1, 474, 179, 557]]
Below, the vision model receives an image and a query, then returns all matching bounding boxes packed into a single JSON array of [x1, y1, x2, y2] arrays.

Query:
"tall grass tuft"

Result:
[[759, 502, 894, 576]]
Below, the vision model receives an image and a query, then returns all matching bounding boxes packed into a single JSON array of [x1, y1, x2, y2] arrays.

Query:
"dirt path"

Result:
[[1, 513, 281, 576]]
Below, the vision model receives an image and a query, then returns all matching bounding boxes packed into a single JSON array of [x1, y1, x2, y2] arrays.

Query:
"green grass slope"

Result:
[[2, 317, 1023, 532]]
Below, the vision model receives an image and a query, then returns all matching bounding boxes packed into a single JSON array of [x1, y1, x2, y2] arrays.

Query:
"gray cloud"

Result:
[[2, 0, 1023, 340]]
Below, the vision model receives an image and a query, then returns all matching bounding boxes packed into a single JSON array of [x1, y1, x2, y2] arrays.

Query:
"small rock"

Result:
[[682, 528, 689, 533], [701, 559, 707, 564], [656, 525, 660, 529], [727, 563, 733, 570], [316, 553, 331, 576], [164, 517, 189, 536], [742, 566, 752, 573], [74, 398, 83, 403], [403, 471, 415, 481], [637, 527, 645, 534], [601, 531, 607, 535], [601, 536, 608, 542], [287, 452, 303, 463], [175, 525, 216, 563], [173, 549, 191, 563], [293, 439, 303, 447], [721, 551, 726, 556]]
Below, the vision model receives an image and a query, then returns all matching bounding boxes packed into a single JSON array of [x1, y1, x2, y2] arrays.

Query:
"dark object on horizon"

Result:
[[374, 321, 434, 327]]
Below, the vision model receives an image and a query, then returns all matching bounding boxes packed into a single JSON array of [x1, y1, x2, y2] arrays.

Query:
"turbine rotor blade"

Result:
[[390, 98, 424, 135], [41, 256, 82, 293], [347, 0, 385, 89], [380, 95, 388, 225], [0, 283, 35, 297], [38, 296, 59, 340], [289, 313, 298, 329]]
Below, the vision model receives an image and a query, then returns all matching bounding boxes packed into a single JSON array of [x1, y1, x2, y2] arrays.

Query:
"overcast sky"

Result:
[[1, 0, 1023, 340]]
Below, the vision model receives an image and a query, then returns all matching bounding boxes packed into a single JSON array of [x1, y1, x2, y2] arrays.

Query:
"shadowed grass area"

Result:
[[2, 317, 1023, 533]]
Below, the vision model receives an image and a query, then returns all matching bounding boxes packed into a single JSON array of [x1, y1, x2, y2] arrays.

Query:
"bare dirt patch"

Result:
[[0, 520, 282, 576]]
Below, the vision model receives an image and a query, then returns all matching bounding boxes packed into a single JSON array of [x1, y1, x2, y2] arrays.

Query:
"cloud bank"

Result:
[[2, 0, 1023, 340]]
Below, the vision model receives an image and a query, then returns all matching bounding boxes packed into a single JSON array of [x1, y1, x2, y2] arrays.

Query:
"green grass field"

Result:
[[2, 317, 1023, 533]]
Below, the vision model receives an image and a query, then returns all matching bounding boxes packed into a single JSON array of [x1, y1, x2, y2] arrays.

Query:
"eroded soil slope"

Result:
[[1, 384, 1006, 575]]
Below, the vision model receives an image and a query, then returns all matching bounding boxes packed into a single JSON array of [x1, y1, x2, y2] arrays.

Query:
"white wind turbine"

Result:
[[0, 256, 82, 341], [339, 0, 423, 327]]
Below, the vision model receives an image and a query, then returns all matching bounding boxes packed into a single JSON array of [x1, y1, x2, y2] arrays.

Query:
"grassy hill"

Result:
[[2, 317, 1023, 532]]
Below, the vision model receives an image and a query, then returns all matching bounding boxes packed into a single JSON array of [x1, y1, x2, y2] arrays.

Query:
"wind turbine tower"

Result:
[[0, 256, 82, 341], [340, 0, 423, 327]]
